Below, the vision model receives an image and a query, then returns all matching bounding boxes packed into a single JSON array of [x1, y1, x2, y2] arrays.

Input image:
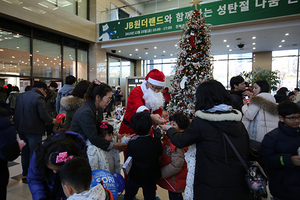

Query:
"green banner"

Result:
[[98, 0, 300, 41]]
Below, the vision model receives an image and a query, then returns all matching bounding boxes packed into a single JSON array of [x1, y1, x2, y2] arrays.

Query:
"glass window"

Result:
[[228, 59, 252, 82], [212, 60, 228, 88], [58, 0, 76, 15], [78, 0, 88, 19], [229, 53, 252, 59], [272, 50, 298, 57], [108, 57, 120, 85], [78, 49, 88, 80], [63, 46, 76, 81], [0, 31, 30, 76], [33, 39, 61, 78], [272, 56, 298, 91]]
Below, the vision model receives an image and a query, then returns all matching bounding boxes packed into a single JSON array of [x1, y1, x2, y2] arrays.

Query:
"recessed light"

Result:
[[139, 57, 141, 59], [129, 54, 132, 56], [281, 40, 285, 42], [170, 54, 173, 56], [118, 50, 121, 53], [253, 47, 256, 49], [163, 51, 166, 53], [36, 51, 39, 52], [135, 49, 138, 51], [154, 55, 156, 57], [226, 45, 230, 47], [154, 47, 157, 49], [223, 40, 227, 42], [0, 49, 3, 51], [252, 43, 256, 45], [16, 47, 19, 49], [145, 52, 148, 54], [12, 56, 15, 58], [229, 49, 232, 51], [252, 36, 256, 39], [285, 33, 289, 36], [279, 45, 282, 47], [47, 58, 49, 59]]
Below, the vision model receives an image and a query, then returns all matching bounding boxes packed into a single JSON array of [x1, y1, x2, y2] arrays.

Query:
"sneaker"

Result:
[[22, 176, 27, 184]]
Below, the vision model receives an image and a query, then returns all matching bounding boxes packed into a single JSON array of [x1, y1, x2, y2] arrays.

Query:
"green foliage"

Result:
[[76, 78, 84, 85], [240, 68, 280, 91]]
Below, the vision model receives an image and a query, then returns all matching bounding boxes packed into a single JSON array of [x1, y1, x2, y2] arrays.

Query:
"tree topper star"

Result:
[[190, 0, 203, 10]]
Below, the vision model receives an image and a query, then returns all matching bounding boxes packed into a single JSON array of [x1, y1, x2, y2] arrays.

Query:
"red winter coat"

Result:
[[157, 136, 188, 192]]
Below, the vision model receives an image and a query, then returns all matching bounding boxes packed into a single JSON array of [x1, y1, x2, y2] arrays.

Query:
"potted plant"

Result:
[[240, 67, 280, 92]]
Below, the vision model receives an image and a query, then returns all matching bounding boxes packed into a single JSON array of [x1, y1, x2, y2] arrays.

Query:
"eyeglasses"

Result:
[[149, 83, 163, 91], [104, 97, 112, 103], [285, 116, 300, 121]]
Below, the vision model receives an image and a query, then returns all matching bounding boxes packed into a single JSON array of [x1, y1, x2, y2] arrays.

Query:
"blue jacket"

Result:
[[260, 122, 300, 200], [0, 116, 20, 161], [14, 88, 53, 134], [114, 90, 123, 102], [27, 131, 86, 200], [56, 84, 74, 114]]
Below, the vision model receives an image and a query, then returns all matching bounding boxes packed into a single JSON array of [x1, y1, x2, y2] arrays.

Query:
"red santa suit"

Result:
[[119, 69, 165, 136]]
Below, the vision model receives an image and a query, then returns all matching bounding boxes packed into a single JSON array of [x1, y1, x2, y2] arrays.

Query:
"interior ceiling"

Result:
[[101, 16, 300, 60]]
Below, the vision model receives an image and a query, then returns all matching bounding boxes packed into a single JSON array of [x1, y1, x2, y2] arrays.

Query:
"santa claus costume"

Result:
[[119, 69, 165, 137]]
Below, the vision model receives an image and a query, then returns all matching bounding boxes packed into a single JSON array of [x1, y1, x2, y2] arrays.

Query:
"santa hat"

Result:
[[145, 69, 165, 87]]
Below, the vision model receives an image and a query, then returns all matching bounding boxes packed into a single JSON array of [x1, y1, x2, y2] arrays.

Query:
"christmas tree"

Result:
[[168, 6, 213, 118]]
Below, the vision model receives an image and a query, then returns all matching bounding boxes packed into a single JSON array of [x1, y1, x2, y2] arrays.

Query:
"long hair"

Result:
[[195, 80, 232, 111], [85, 80, 112, 101], [35, 131, 86, 183]]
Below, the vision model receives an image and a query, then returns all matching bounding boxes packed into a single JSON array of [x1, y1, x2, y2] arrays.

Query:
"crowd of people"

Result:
[[0, 70, 300, 200]]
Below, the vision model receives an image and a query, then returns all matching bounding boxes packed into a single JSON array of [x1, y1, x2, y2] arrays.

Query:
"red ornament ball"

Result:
[[189, 94, 193, 98], [200, 53, 204, 57]]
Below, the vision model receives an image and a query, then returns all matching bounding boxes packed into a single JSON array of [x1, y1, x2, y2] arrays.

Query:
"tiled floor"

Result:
[[6, 116, 169, 200]]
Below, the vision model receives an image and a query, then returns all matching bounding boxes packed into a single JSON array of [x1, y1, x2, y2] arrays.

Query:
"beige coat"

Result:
[[242, 93, 279, 142]]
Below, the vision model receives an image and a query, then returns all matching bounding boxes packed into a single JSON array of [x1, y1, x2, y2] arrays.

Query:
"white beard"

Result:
[[143, 87, 164, 111]]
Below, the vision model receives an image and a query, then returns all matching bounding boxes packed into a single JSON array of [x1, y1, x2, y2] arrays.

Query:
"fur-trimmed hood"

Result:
[[60, 96, 85, 111], [195, 109, 244, 137], [195, 109, 242, 122], [249, 95, 278, 116]]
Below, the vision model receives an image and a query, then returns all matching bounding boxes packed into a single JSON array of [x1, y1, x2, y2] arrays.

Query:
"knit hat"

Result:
[[145, 69, 165, 87]]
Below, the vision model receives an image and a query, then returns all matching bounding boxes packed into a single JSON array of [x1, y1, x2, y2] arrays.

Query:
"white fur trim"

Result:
[[147, 77, 164, 87], [136, 106, 149, 113], [141, 81, 147, 94], [195, 109, 242, 121]]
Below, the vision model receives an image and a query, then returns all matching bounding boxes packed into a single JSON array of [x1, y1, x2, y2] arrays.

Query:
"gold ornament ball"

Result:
[[177, 102, 180, 105]]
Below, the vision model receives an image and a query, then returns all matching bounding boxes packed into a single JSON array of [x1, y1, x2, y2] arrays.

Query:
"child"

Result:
[[86, 121, 121, 173], [60, 157, 113, 200], [260, 101, 300, 200], [157, 113, 190, 200], [124, 112, 163, 200], [27, 131, 86, 200]]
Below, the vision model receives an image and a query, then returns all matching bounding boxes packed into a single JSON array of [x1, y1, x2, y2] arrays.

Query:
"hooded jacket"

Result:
[[6, 91, 20, 110], [60, 96, 84, 129], [56, 84, 74, 114], [242, 93, 279, 142], [27, 131, 86, 200], [166, 109, 255, 200]]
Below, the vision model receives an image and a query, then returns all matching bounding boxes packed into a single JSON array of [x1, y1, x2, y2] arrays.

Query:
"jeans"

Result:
[[168, 191, 183, 200], [124, 178, 156, 200], [18, 131, 42, 176]]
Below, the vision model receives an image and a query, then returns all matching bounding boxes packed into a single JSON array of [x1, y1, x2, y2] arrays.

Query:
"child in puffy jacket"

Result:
[[157, 113, 190, 200]]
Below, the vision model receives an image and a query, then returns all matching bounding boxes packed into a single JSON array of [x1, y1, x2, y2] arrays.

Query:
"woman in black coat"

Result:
[[160, 80, 255, 200]]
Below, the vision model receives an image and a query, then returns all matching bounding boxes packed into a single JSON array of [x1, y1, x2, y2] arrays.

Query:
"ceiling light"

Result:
[[154, 55, 156, 57], [163, 51, 166, 53], [145, 52, 148, 54], [252, 43, 256, 45], [229, 49, 232, 51], [154, 47, 157, 49], [281, 40, 285, 42], [36, 51, 39, 52], [139, 57, 141, 59], [252, 36, 256, 39], [223, 40, 227, 42], [135, 49, 138, 51], [16, 47, 19, 49], [47, 58, 49, 59], [0, 49, 3, 51], [118, 50, 121, 53], [253, 47, 256, 49], [129, 54, 132, 56], [170, 54, 173, 56], [226, 45, 230, 47], [285, 33, 289, 36], [12, 56, 15, 58], [279, 45, 282, 47]]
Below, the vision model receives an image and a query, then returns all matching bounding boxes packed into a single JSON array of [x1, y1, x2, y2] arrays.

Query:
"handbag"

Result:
[[222, 132, 268, 198]]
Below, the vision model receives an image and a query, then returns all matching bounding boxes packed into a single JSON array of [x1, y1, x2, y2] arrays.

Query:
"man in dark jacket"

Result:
[[114, 87, 123, 106], [14, 81, 56, 182], [229, 75, 252, 111], [45, 82, 58, 136]]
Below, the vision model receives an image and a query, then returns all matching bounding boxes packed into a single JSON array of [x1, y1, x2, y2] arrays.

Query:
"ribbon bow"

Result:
[[94, 79, 101, 85], [56, 152, 73, 163]]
